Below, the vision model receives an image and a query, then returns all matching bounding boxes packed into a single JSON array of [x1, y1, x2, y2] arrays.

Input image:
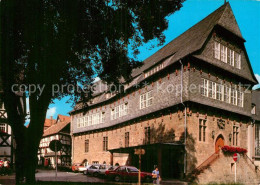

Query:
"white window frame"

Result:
[[230, 88, 237, 105], [111, 103, 128, 120], [224, 85, 230, 104], [140, 91, 153, 109], [0, 124, 6, 133], [237, 91, 244, 107], [77, 119, 80, 128], [220, 44, 227, 63], [201, 79, 208, 97], [216, 84, 223, 101], [229, 49, 234, 66], [235, 52, 241, 69], [214, 42, 220, 60], [208, 81, 216, 99]]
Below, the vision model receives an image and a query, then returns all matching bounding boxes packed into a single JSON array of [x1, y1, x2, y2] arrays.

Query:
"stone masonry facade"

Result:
[[70, 3, 259, 184]]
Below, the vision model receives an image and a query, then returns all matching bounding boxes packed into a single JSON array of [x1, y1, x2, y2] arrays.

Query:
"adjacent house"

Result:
[[251, 89, 260, 166], [38, 115, 71, 169], [70, 3, 259, 184], [0, 97, 14, 165]]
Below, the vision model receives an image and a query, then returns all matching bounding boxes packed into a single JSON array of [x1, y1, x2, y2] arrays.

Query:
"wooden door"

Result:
[[215, 135, 224, 152]]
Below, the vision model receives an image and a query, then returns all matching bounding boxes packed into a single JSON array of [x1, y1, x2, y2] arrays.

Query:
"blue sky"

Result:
[[44, 0, 260, 120]]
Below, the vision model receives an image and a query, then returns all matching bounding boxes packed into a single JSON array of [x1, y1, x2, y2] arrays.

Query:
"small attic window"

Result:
[[144, 61, 166, 78]]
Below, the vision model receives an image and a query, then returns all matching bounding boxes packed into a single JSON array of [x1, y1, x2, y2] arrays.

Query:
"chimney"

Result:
[[50, 116, 53, 125]]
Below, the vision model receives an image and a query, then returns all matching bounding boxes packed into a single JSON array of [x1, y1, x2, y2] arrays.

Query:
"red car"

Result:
[[71, 163, 84, 172], [105, 166, 152, 182]]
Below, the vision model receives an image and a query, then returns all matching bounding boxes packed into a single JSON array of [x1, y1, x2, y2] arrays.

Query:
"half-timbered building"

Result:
[[38, 115, 71, 169], [0, 96, 14, 165]]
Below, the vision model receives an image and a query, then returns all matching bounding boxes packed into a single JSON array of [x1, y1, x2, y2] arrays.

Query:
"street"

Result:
[[0, 169, 188, 185]]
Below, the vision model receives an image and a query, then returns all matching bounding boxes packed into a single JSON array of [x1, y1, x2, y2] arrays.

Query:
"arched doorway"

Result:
[[215, 135, 224, 152]]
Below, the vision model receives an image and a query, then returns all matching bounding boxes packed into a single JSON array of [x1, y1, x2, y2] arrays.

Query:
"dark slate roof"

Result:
[[71, 2, 257, 113], [252, 89, 260, 121], [131, 2, 242, 78]]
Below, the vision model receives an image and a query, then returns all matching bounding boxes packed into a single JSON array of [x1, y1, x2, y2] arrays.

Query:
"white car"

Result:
[[79, 165, 91, 173]]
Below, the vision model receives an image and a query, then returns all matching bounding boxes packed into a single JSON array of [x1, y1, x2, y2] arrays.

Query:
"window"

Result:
[[125, 132, 129, 147], [233, 126, 239, 146], [84, 117, 88, 127], [103, 136, 108, 151], [237, 91, 244, 107], [78, 112, 104, 127], [255, 124, 260, 156], [200, 78, 242, 107], [199, 119, 206, 142], [77, 119, 80, 128], [230, 88, 237, 105], [127, 167, 139, 172], [252, 104, 256, 115], [208, 81, 216, 99], [228, 49, 234, 66], [201, 79, 208, 96], [140, 91, 153, 109], [0, 124, 6, 133], [216, 84, 223, 101], [214, 41, 241, 69], [220, 44, 227, 63], [85, 139, 89, 153], [144, 61, 166, 78], [111, 103, 128, 120], [117, 166, 127, 172], [214, 42, 220, 60], [144, 127, 151, 144], [224, 85, 230, 103], [235, 52, 241, 69]]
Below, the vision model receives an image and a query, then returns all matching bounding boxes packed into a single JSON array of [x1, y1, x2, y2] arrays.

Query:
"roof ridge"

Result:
[[216, 2, 243, 39], [131, 3, 228, 78]]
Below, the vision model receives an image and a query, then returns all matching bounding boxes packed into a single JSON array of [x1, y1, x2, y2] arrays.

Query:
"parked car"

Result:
[[79, 165, 91, 173], [105, 166, 152, 182], [83, 165, 92, 175], [71, 163, 83, 172], [85, 164, 100, 176], [98, 165, 115, 176]]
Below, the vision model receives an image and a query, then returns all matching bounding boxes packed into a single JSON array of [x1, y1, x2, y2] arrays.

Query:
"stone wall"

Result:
[[72, 110, 185, 164], [197, 151, 260, 185], [186, 107, 249, 172]]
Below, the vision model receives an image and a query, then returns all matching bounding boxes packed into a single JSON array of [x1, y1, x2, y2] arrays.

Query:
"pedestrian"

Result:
[[152, 167, 161, 185], [3, 158, 9, 175]]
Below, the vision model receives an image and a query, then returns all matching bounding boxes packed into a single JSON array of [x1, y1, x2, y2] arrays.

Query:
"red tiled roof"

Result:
[[57, 114, 70, 122], [43, 121, 70, 137], [44, 118, 54, 127]]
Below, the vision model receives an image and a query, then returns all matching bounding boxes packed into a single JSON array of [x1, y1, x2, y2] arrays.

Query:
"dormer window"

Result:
[[144, 62, 166, 78], [214, 41, 241, 69]]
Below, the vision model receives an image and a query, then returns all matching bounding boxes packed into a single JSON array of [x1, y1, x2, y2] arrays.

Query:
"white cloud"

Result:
[[46, 107, 57, 118], [253, 74, 260, 90]]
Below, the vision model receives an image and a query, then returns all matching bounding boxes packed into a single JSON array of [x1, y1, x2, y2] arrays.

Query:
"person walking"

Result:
[[3, 158, 9, 175], [152, 167, 161, 185]]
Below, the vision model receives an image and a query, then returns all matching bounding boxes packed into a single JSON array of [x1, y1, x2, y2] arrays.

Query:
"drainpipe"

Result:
[[179, 60, 187, 176]]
